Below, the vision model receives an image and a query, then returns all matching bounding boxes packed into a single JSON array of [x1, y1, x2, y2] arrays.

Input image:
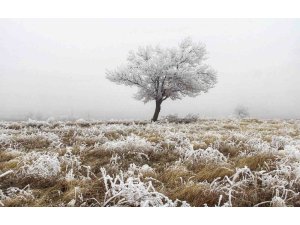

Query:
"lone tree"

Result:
[[106, 38, 217, 121]]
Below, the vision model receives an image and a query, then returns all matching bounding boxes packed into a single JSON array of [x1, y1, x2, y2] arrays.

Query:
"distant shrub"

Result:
[[6, 122, 23, 130], [26, 119, 49, 128], [234, 105, 250, 119], [75, 119, 90, 127], [164, 114, 199, 123]]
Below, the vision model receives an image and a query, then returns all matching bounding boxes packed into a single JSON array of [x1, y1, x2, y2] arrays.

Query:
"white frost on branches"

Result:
[[106, 38, 217, 103]]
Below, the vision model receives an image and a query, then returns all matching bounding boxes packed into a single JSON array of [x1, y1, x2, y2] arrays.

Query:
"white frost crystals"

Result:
[[102, 134, 155, 152], [1, 119, 300, 207], [101, 167, 189, 207], [184, 147, 227, 164], [0, 185, 34, 206], [106, 38, 217, 103], [19, 152, 61, 178], [106, 38, 217, 121]]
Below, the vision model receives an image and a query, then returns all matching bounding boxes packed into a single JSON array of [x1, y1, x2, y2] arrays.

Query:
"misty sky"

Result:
[[0, 19, 299, 120]]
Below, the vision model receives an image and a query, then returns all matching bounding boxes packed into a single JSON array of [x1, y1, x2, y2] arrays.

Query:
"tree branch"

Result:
[[162, 96, 168, 101]]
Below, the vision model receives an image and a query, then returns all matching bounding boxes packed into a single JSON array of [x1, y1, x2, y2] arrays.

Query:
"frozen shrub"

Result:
[[61, 148, 82, 168], [101, 168, 189, 207], [26, 119, 49, 128], [4, 185, 33, 199], [228, 132, 248, 143], [13, 133, 52, 150], [75, 135, 108, 146], [164, 114, 180, 123], [6, 122, 23, 130], [283, 145, 300, 160], [209, 167, 255, 206], [271, 195, 286, 207], [0, 133, 13, 148], [210, 164, 300, 206], [234, 105, 249, 119], [75, 119, 90, 127], [162, 131, 192, 152], [184, 147, 227, 164], [60, 147, 83, 180], [260, 172, 289, 189], [246, 137, 270, 152], [271, 136, 292, 149], [140, 164, 154, 174], [164, 114, 198, 124], [127, 163, 155, 176], [19, 152, 61, 178], [202, 131, 223, 148], [184, 114, 199, 123], [0, 185, 34, 206], [46, 117, 56, 123], [45, 132, 62, 148], [102, 134, 155, 152]]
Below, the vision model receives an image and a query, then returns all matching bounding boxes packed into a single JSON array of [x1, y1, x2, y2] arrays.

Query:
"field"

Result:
[[0, 118, 300, 207]]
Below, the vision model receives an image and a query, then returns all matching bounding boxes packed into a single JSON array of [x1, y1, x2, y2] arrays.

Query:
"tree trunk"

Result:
[[152, 99, 162, 122]]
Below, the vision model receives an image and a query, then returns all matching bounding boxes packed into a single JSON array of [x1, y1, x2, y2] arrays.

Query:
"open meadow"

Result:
[[1, 118, 300, 207]]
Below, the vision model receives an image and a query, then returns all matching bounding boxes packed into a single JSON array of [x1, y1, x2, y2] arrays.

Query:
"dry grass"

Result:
[[234, 154, 276, 171], [168, 184, 219, 206], [193, 164, 234, 182], [0, 118, 300, 207]]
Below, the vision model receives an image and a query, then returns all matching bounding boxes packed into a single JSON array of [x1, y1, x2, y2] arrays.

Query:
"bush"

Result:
[[164, 114, 198, 123], [234, 105, 250, 119]]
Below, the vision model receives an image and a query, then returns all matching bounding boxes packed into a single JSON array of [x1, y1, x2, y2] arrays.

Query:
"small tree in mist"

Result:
[[106, 38, 217, 122], [234, 105, 250, 119]]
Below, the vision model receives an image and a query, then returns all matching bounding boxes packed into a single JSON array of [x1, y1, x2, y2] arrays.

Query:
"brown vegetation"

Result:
[[0, 118, 299, 207]]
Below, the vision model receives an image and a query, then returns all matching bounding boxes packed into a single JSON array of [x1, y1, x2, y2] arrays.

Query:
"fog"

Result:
[[0, 19, 299, 120]]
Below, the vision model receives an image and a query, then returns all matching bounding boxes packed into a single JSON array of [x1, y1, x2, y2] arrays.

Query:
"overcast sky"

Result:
[[0, 19, 299, 120]]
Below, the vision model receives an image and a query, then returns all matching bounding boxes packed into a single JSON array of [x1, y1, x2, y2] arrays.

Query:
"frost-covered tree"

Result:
[[106, 38, 217, 121]]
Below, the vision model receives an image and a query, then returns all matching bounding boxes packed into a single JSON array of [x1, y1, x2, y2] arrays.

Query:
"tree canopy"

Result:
[[106, 38, 217, 121]]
